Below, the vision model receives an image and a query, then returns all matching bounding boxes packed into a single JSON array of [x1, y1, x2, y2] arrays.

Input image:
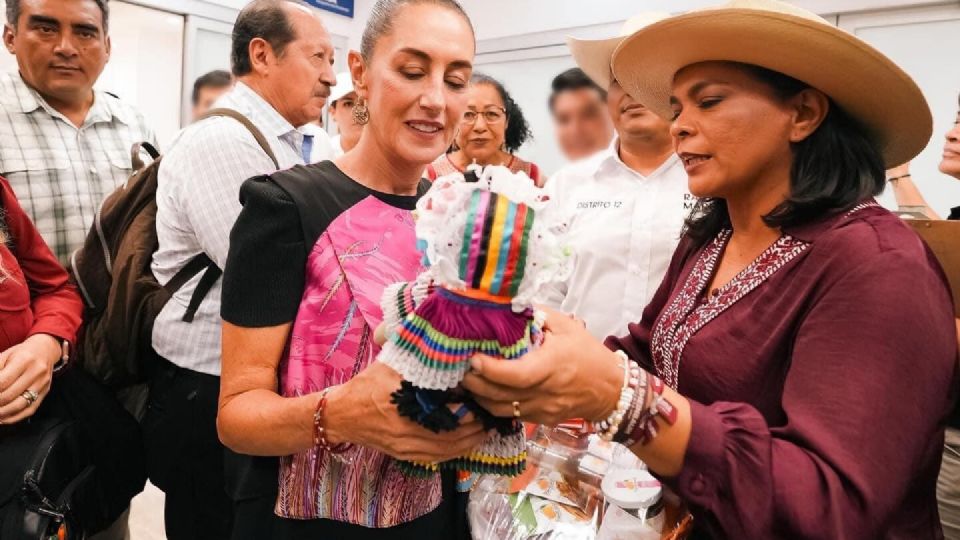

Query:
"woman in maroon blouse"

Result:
[[463, 1, 958, 538], [0, 176, 82, 425]]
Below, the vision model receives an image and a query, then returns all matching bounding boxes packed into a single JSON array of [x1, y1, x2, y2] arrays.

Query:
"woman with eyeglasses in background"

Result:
[[426, 73, 543, 185]]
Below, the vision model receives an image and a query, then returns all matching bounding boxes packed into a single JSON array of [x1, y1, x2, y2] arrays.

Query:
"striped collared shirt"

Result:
[[0, 71, 156, 263], [151, 82, 307, 376]]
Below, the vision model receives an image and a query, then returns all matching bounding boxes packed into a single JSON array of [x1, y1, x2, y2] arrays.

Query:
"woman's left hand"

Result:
[[0, 334, 61, 424], [462, 307, 623, 425]]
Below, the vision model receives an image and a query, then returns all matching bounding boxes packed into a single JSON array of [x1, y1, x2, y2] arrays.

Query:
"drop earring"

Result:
[[353, 99, 370, 125]]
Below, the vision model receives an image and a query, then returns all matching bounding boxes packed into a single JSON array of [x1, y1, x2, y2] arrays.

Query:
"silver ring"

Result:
[[20, 389, 39, 406], [512, 401, 521, 418]]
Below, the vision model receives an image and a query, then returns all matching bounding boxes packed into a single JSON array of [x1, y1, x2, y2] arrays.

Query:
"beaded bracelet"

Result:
[[594, 351, 641, 441], [313, 387, 353, 456], [617, 371, 679, 446], [618, 370, 648, 443]]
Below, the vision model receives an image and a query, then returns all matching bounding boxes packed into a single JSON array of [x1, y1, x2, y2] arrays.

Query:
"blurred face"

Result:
[[669, 62, 801, 199], [192, 83, 232, 121], [264, 7, 336, 127], [940, 109, 960, 179], [352, 3, 474, 166], [607, 80, 671, 141], [3, 0, 110, 106], [330, 90, 362, 151], [456, 82, 507, 164], [552, 88, 613, 160]]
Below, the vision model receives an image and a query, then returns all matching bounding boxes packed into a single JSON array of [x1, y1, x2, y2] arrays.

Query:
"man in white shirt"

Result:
[[300, 119, 336, 163], [547, 13, 694, 339], [326, 71, 361, 156], [0, 0, 156, 264], [146, 2, 336, 538]]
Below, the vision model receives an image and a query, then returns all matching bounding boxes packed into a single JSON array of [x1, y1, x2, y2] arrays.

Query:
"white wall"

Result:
[[840, 4, 960, 217], [462, 0, 955, 40], [98, 2, 185, 146], [471, 0, 960, 210]]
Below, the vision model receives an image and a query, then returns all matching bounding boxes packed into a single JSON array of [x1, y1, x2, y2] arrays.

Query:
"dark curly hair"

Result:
[[471, 73, 533, 153], [683, 62, 885, 249]]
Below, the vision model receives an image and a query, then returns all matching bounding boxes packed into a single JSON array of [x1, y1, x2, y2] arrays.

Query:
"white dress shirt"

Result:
[[0, 71, 156, 263], [545, 141, 694, 339], [151, 82, 304, 376], [300, 122, 337, 163]]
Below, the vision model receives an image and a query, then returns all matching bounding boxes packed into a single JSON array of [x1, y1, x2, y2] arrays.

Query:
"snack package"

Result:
[[377, 166, 572, 479], [469, 476, 600, 540]]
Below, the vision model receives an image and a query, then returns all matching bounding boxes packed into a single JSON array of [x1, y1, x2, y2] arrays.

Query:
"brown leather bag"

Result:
[[68, 108, 279, 416]]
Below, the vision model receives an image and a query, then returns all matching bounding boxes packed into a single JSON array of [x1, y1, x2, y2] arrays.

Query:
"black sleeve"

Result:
[[221, 176, 306, 327]]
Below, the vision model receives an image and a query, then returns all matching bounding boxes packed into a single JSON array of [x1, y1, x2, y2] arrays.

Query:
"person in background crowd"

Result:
[[0, 175, 80, 432], [217, 0, 482, 537], [300, 115, 337, 164], [146, 1, 336, 539], [327, 70, 362, 156], [883, 92, 960, 539], [886, 93, 960, 220], [465, 1, 958, 537], [548, 67, 613, 161], [1, 0, 157, 265], [426, 73, 542, 185], [191, 69, 234, 121], [545, 12, 691, 339]]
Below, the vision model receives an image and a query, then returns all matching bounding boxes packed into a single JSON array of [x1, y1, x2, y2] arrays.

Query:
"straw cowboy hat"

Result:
[[566, 12, 672, 91], [610, 0, 931, 168]]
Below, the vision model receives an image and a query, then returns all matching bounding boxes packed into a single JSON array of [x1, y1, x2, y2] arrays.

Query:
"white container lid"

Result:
[[601, 469, 662, 510]]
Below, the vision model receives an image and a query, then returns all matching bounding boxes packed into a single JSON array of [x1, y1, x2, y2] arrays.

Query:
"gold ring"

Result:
[[512, 401, 521, 418], [21, 389, 39, 406]]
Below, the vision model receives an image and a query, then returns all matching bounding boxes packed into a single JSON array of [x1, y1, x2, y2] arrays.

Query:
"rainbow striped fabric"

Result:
[[459, 190, 536, 298]]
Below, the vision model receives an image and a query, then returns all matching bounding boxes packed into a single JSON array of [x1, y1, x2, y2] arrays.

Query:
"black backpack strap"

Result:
[[130, 142, 160, 171], [163, 253, 222, 323], [182, 263, 222, 323], [201, 108, 280, 170], [162, 109, 277, 324]]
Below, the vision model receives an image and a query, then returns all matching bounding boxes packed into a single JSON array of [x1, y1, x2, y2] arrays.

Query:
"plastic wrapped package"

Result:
[[469, 426, 694, 540], [468, 476, 600, 540], [468, 426, 602, 540]]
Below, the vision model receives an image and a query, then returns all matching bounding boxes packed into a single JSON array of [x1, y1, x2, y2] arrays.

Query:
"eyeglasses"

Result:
[[462, 107, 506, 125]]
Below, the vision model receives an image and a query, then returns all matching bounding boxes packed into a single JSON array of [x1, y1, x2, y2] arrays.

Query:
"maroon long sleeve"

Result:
[[608, 205, 958, 539], [0, 176, 83, 352]]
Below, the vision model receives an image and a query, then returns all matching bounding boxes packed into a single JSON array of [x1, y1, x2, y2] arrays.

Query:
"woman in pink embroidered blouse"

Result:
[[463, 2, 958, 538], [217, 1, 485, 538], [426, 73, 543, 186]]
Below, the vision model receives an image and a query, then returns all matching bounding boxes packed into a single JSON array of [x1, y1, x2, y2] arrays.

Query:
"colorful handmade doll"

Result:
[[377, 165, 571, 481]]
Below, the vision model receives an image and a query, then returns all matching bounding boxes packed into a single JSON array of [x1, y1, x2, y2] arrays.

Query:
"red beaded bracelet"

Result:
[[313, 387, 352, 454]]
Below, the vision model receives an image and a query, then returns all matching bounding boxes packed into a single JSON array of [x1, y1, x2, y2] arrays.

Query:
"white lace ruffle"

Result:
[[415, 166, 572, 312]]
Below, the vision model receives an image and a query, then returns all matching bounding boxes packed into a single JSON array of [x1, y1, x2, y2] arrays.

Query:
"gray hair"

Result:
[[360, 0, 473, 60], [6, 0, 110, 32], [231, 0, 297, 77]]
